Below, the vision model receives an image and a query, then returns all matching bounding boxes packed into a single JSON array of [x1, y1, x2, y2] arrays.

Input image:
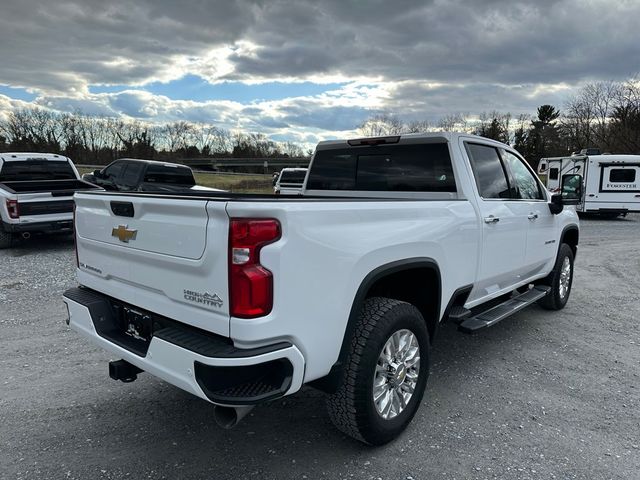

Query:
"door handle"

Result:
[[527, 213, 538, 220], [484, 215, 500, 224]]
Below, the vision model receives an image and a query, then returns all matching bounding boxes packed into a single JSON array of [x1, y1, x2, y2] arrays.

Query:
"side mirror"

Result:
[[549, 174, 583, 215], [549, 193, 563, 214], [93, 169, 103, 178], [561, 174, 583, 205]]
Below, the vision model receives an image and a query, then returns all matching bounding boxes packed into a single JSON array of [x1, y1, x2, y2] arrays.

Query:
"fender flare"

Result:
[[559, 224, 579, 258], [310, 257, 441, 393]]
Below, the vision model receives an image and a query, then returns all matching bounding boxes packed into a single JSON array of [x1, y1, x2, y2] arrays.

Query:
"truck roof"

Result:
[[0, 152, 71, 162], [114, 158, 192, 169], [316, 132, 506, 150]]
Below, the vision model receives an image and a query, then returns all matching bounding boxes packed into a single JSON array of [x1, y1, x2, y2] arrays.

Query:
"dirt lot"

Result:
[[1, 215, 639, 480]]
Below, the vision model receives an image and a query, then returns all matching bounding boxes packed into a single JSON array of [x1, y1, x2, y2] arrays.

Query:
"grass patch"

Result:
[[77, 167, 274, 194], [193, 173, 273, 194]]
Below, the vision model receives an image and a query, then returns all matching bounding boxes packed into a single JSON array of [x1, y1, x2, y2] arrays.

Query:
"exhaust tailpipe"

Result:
[[213, 405, 255, 429], [21, 232, 31, 239]]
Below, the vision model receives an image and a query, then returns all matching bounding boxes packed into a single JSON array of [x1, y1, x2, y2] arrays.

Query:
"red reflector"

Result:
[[6, 199, 19, 219], [229, 219, 281, 318]]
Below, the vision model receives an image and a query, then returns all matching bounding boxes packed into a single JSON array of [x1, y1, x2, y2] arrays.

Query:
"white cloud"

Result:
[[0, 0, 638, 143]]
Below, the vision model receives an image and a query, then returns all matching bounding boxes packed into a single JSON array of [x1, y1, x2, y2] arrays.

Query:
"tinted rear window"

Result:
[[279, 170, 307, 184], [0, 160, 76, 181], [306, 143, 456, 192], [143, 165, 195, 186]]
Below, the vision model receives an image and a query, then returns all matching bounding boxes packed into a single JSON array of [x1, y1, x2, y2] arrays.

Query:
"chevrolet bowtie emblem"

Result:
[[111, 225, 138, 243]]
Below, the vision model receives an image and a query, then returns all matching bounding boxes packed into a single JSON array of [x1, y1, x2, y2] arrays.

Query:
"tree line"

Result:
[[358, 78, 640, 167], [1, 78, 638, 168], [0, 112, 307, 165]]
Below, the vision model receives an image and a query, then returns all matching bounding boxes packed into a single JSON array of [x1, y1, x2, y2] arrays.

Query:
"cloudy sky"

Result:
[[0, 0, 638, 144]]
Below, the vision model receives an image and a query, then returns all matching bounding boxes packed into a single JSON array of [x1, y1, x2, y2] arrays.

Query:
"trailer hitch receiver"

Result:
[[109, 359, 143, 383]]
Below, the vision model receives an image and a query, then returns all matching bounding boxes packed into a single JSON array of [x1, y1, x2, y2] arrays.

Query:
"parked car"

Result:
[[64, 133, 580, 445], [273, 167, 307, 195], [0, 152, 98, 248], [538, 152, 640, 217], [82, 158, 222, 193]]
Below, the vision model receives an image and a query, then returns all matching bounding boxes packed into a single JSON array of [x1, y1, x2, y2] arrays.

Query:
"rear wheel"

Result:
[[538, 243, 574, 310], [326, 297, 430, 445], [0, 225, 14, 249]]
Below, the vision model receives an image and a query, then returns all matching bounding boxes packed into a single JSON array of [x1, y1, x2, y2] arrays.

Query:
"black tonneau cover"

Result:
[[0, 179, 99, 195]]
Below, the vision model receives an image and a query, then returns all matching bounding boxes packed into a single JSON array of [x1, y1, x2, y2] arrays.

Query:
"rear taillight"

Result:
[[73, 202, 79, 268], [6, 199, 19, 219], [229, 218, 281, 318]]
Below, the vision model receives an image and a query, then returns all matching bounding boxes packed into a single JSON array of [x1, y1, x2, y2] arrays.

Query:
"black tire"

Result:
[[538, 243, 574, 310], [0, 225, 14, 249], [326, 297, 430, 445]]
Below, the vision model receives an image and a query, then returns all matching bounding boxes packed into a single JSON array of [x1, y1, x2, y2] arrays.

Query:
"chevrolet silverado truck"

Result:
[[63, 133, 580, 445], [0, 152, 98, 248]]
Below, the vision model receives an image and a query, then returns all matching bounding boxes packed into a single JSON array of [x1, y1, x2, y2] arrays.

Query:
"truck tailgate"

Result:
[[1, 179, 98, 224], [74, 192, 231, 336]]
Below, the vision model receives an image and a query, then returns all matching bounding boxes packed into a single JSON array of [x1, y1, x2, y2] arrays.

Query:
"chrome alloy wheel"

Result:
[[373, 329, 420, 420], [559, 256, 571, 299]]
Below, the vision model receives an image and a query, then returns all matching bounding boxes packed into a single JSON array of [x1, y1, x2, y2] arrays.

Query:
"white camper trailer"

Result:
[[538, 153, 640, 217]]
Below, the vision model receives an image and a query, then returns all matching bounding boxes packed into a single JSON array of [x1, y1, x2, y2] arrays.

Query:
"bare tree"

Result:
[[437, 113, 469, 132], [582, 81, 621, 149], [474, 111, 511, 143], [358, 114, 404, 136], [404, 119, 431, 134], [163, 121, 195, 153], [282, 141, 304, 157], [562, 92, 595, 152], [609, 77, 640, 153]]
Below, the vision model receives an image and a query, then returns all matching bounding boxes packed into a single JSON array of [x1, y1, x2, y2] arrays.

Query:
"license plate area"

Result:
[[69, 286, 234, 358], [121, 307, 152, 342], [103, 302, 154, 356]]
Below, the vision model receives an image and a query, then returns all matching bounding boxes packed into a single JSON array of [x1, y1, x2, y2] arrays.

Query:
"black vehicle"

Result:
[[83, 158, 201, 193]]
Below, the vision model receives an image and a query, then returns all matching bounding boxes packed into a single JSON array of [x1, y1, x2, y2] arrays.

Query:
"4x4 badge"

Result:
[[112, 225, 138, 242]]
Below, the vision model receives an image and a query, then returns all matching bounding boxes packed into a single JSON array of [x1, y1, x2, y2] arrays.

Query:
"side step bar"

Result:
[[459, 286, 550, 333]]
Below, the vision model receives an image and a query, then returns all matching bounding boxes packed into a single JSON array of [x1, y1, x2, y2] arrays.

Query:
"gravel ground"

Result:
[[1, 216, 639, 480]]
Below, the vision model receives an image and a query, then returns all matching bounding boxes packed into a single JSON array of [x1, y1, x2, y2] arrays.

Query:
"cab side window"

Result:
[[501, 150, 544, 200], [103, 161, 124, 180], [465, 143, 511, 199], [120, 163, 144, 189]]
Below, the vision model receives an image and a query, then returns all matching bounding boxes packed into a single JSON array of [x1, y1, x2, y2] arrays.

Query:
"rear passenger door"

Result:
[[464, 143, 529, 303]]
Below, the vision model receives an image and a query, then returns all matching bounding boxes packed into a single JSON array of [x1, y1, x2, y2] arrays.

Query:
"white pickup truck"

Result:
[[63, 133, 580, 445], [273, 167, 308, 195], [0, 152, 98, 248]]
